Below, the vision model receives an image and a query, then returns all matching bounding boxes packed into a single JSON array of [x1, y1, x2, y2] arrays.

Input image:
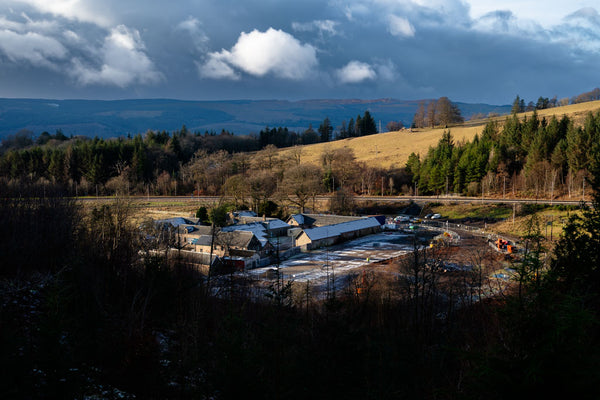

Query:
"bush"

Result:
[[195, 206, 208, 222], [466, 181, 480, 197], [518, 203, 548, 216], [257, 200, 279, 217], [553, 204, 579, 212]]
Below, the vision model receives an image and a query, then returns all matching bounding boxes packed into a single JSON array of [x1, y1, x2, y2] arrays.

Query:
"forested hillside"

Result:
[[1, 91, 599, 204], [410, 109, 600, 199]]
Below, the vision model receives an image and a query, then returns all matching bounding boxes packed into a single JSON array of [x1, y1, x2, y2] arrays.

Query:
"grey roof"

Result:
[[301, 217, 381, 241], [288, 214, 313, 226], [235, 217, 290, 232], [223, 222, 266, 232], [222, 231, 256, 249], [234, 210, 258, 218], [306, 214, 364, 227], [290, 214, 304, 224], [264, 219, 290, 230], [222, 222, 268, 246], [288, 213, 362, 228], [237, 216, 267, 224], [155, 217, 197, 228], [190, 235, 212, 246], [177, 224, 213, 235]]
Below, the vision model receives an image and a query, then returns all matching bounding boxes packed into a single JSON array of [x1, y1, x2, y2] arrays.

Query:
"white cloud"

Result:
[[388, 15, 415, 37], [176, 16, 209, 52], [63, 29, 80, 42], [375, 60, 397, 81], [197, 56, 240, 80], [0, 13, 59, 33], [200, 28, 318, 80], [343, 3, 370, 21], [336, 60, 376, 83], [292, 19, 339, 35], [0, 29, 67, 67], [471, 6, 600, 53], [12, 0, 112, 27], [566, 6, 600, 23], [466, 0, 599, 27], [472, 9, 544, 35], [72, 25, 162, 87], [553, 7, 600, 53]]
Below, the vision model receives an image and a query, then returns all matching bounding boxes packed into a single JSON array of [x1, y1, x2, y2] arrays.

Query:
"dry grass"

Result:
[[426, 201, 580, 240], [491, 209, 579, 240], [81, 198, 204, 225], [278, 100, 600, 169], [280, 125, 484, 170]]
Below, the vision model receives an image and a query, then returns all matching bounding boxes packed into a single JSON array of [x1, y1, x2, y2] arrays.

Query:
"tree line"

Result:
[[407, 110, 600, 198], [257, 110, 378, 147], [0, 109, 406, 206], [510, 88, 600, 114]]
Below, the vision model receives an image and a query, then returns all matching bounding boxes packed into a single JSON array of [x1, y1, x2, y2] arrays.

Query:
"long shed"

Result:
[[295, 217, 381, 250]]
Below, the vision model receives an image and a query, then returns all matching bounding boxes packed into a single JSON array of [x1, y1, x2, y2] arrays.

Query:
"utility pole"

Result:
[[512, 203, 516, 227], [445, 175, 449, 197], [481, 180, 484, 203], [550, 170, 555, 205]]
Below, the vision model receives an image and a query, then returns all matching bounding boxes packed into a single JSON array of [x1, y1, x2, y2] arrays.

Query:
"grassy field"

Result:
[[279, 100, 600, 169], [427, 203, 514, 220], [80, 198, 206, 225]]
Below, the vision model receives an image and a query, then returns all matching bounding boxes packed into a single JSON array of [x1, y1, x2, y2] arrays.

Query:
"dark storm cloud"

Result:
[[0, 0, 598, 104]]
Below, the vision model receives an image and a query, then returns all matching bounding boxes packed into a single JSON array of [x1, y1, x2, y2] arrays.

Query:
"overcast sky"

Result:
[[0, 0, 598, 104]]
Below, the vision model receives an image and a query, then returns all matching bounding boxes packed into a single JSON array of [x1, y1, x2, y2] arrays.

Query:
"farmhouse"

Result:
[[295, 216, 382, 250], [174, 224, 211, 248], [171, 219, 280, 269], [187, 230, 264, 256]]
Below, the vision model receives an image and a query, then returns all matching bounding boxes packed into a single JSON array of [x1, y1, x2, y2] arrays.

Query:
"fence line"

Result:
[[421, 220, 489, 236]]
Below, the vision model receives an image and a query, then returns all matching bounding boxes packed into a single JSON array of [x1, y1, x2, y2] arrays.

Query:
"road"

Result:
[[75, 194, 589, 207]]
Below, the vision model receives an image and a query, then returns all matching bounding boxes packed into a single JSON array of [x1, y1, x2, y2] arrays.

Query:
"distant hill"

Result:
[[0, 98, 510, 140]]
